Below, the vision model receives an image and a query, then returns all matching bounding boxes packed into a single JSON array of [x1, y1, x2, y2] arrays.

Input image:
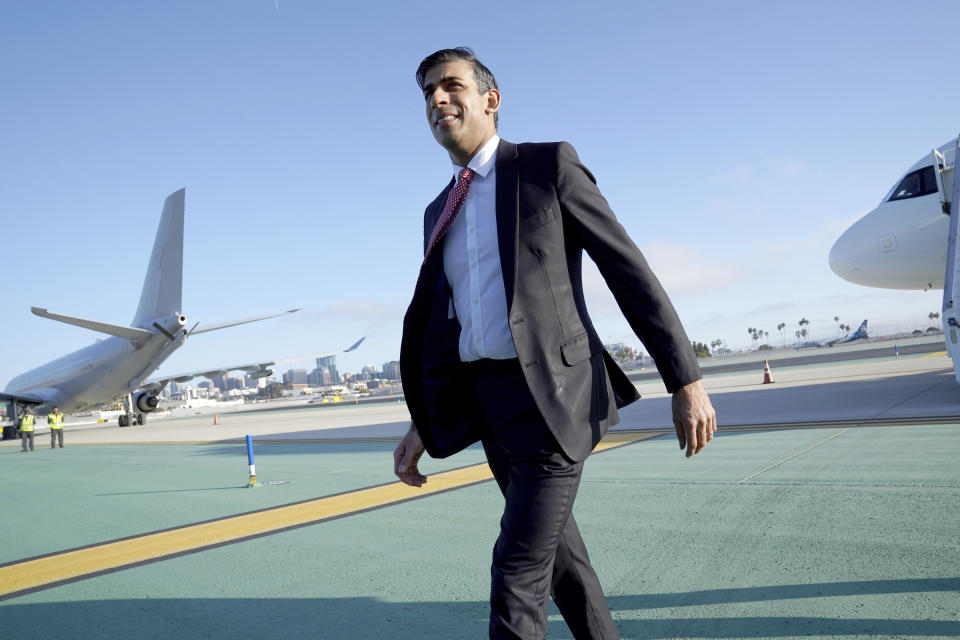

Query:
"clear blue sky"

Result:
[[1, 0, 955, 386]]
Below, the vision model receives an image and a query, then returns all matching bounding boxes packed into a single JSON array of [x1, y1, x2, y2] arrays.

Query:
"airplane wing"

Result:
[[138, 337, 365, 392], [0, 391, 45, 406]]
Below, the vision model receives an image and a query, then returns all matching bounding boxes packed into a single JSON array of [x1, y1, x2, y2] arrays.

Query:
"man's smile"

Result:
[[434, 113, 459, 127]]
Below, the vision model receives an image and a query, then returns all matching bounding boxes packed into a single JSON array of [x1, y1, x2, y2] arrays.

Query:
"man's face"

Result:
[[422, 60, 500, 165]]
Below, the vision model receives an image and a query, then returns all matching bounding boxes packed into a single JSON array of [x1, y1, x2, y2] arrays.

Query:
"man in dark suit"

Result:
[[394, 47, 717, 640]]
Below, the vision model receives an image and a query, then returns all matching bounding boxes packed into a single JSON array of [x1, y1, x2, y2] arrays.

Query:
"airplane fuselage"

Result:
[[4, 315, 187, 415]]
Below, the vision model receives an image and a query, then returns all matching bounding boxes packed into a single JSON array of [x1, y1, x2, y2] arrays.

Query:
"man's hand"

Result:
[[671, 379, 717, 458], [394, 422, 428, 487]]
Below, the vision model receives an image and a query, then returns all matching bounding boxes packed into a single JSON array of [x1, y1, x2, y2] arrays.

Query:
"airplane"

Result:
[[792, 320, 869, 349], [829, 136, 959, 380], [1, 189, 364, 432], [829, 140, 953, 290]]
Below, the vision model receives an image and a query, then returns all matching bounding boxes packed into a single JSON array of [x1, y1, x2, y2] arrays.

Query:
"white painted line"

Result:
[[738, 428, 850, 483]]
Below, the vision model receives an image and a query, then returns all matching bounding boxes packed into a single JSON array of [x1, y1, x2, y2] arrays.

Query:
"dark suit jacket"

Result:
[[400, 140, 701, 462]]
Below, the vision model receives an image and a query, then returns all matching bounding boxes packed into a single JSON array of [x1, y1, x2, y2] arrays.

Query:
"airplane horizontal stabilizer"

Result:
[[190, 309, 302, 335], [32, 307, 156, 341]]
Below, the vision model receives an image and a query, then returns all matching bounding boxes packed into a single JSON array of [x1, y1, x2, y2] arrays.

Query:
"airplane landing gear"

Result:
[[118, 393, 148, 427], [118, 393, 141, 427]]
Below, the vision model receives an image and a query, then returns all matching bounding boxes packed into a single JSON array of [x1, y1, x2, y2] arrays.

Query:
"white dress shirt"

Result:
[[442, 134, 518, 362]]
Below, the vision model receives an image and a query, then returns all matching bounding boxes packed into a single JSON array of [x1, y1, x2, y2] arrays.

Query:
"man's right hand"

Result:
[[394, 422, 427, 487]]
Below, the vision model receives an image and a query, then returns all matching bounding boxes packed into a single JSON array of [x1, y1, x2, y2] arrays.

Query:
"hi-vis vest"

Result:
[[48, 413, 63, 429], [19, 415, 35, 432]]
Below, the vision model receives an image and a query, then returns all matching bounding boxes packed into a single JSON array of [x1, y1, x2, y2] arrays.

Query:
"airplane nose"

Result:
[[829, 227, 858, 283], [829, 211, 878, 286]]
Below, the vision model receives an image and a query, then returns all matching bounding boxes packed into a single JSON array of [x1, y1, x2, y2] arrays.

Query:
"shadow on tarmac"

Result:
[[2, 579, 957, 639]]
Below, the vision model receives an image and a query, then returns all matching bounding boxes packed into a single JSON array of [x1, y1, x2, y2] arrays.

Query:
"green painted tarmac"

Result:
[[1, 424, 958, 639]]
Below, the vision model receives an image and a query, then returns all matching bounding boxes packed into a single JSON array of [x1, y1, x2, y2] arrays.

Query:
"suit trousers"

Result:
[[468, 359, 620, 640]]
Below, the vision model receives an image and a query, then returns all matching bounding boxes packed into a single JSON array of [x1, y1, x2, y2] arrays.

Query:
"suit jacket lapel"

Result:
[[495, 139, 519, 310]]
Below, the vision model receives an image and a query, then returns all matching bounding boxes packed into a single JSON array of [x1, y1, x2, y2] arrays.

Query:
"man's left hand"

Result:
[[671, 380, 717, 458]]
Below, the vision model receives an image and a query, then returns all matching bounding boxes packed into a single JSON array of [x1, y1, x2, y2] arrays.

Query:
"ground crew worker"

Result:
[[48, 406, 64, 448], [19, 409, 35, 452]]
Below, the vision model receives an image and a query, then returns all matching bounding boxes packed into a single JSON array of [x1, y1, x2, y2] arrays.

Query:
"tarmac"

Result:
[[1, 347, 958, 639]]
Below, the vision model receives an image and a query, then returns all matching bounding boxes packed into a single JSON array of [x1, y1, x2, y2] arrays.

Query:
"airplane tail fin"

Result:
[[854, 319, 868, 337], [132, 189, 185, 326]]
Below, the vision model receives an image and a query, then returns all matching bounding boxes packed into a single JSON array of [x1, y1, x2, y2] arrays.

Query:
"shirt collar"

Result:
[[452, 134, 500, 180]]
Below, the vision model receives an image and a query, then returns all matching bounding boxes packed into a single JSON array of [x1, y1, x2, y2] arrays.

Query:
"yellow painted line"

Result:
[[0, 430, 655, 600], [920, 351, 948, 358], [0, 464, 492, 599]]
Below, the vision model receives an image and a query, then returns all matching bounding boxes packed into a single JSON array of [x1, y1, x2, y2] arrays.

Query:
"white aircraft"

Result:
[[829, 136, 959, 380], [792, 320, 869, 349], [1, 189, 364, 430], [829, 140, 953, 290]]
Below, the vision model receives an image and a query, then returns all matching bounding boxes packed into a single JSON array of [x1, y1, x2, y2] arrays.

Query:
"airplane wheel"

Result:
[[118, 415, 128, 427], [136, 413, 145, 425]]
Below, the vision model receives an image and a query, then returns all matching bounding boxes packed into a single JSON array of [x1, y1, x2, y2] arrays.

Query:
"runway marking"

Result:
[[738, 428, 850, 483], [0, 431, 656, 601], [2, 418, 953, 596], [920, 351, 948, 358]]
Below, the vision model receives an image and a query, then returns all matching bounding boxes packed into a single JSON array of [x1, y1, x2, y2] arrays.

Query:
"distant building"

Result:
[[316, 355, 340, 383], [213, 374, 230, 392], [308, 368, 331, 386], [382, 360, 400, 381], [283, 368, 309, 385], [244, 374, 268, 389]]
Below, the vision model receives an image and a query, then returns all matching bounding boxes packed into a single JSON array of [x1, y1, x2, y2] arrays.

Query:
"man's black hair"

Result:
[[416, 47, 499, 129]]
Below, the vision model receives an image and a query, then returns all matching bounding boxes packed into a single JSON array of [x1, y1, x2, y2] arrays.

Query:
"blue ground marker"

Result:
[[246, 434, 260, 488]]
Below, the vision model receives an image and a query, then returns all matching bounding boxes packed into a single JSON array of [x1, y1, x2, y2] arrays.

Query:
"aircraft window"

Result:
[[888, 166, 938, 201]]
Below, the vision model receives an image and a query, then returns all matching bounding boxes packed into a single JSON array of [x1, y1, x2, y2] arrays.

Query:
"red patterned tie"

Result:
[[424, 168, 475, 261]]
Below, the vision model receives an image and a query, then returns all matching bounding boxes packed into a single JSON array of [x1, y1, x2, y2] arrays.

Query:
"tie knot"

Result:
[[459, 167, 475, 184]]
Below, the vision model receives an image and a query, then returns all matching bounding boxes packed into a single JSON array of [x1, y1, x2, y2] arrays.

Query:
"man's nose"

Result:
[[431, 89, 449, 108]]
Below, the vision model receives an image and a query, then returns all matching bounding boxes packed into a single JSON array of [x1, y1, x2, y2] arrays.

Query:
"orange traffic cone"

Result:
[[213, 412, 220, 425], [762, 360, 775, 384]]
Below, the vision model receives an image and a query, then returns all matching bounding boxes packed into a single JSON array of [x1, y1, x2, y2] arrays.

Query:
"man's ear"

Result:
[[485, 89, 501, 116]]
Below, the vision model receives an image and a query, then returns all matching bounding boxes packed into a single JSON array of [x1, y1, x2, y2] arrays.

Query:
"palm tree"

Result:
[[929, 311, 941, 327], [748, 327, 757, 350], [799, 318, 810, 340], [777, 322, 786, 347]]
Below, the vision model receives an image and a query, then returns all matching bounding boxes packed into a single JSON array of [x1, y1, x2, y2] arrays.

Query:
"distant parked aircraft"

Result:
[[1, 190, 363, 430], [792, 320, 869, 349]]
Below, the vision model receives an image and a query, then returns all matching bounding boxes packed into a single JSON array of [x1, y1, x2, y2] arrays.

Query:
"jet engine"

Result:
[[134, 391, 160, 413]]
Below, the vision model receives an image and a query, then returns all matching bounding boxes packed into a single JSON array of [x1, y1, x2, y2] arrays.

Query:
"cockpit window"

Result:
[[887, 165, 938, 201]]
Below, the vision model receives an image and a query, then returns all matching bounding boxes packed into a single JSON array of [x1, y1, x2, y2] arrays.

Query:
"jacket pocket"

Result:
[[519, 207, 557, 234], [560, 332, 591, 366]]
